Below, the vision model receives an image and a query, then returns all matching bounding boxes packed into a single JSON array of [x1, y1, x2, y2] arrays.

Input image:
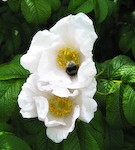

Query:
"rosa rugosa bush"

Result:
[[1, 0, 135, 149]]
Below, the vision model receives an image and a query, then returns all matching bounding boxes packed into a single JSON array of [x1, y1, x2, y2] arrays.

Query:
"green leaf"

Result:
[[0, 64, 28, 80], [123, 85, 135, 126], [0, 122, 13, 132], [97, 80, 125, 128], [11, 28, 21, 51], [119, 30, 134, 53], [21, 118, 44, 135], [105, 126, 124, 150], [48, 0, 61, 12], [105, 82, 124, 128], [120, 67, 135, 83], [7, 0, 21, 12], [90, 110, 105, 135], [123, 128, 135, 149], [74, 0, 94, 14], [0, 132, 31, 150], [97, 55, 135, 83], [0, 79, 25, 121], [35, 130, 62, 150], [110, 56, 135, 82], [107, 1, 118, 17], [77, 122, 101, 150], [0, 55, 29, 80], [94, 0, 108, 23], [63, 130, 81, 150], [33, 131, 48, 150], [96, 59, 112, 80], [68, 0, 85, 12], [131, 36, 135, 57], [21, 0, 51, 24]]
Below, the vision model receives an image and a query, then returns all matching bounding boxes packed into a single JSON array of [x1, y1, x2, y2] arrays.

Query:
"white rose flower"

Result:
[[21, 13, 97, 92], [18, 74, 97, 143]]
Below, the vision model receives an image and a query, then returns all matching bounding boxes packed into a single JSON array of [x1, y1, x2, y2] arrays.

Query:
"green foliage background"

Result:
[[0, 0, 135, 149]]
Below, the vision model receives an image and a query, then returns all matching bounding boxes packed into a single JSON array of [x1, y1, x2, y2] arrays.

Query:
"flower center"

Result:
[[56, 48, 79, 68], [49, 96, 73, 117]]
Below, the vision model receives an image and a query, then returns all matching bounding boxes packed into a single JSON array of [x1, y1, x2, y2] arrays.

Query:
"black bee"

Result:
[[66, 61, 79, 76]]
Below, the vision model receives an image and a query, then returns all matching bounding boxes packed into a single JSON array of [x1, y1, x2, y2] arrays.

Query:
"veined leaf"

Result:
[[0, 55, 29, 80], [68, 0, 85, 12], [74, 0, 94, 14], [0, 132, 31, 150], [0, 64, 29, 80], [21, 0, 51, 24], [63, 129, 81, 150], [119, 30, 134, 53], [48, 0, 61, 12], [68, 0, 94, 14], [105, 82, 124, 128], [0, 122, 13, 132], [123, 85, 135, 126], [0, 79, 25, 121], [94, 0, 108, 23], [7, 0, 21, 12], [77, 122, 101, 150], [105, 126, 124, 150], [21, 118, 44, 135], [97, 55, 135, 83]]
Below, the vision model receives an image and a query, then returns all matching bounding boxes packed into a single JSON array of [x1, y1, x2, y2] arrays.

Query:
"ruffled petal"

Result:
[[45, 113, 66, 127], [34, 96, 49, 121], [50, 13, 97, 55], [46, 105, 80, 143], [34, 96, 66, 127], [18, 74, 39, 118], [37, 41, 72, 87], [75, 84, 97, 123], [51, 86, 79, 97], [21, 30, 60, 73], [77, 58, 97, 83], [38, 81, 79, 98], [78, 98, 97, 123]]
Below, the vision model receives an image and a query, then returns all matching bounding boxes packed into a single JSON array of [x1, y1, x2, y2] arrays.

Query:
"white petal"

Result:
[[18, 90, 37, 118], [37, 47, 72, 86], [21, 30, 60, 73], [20, 48, 42, 73], [45, 113, 66, 127], [46, 105, 80, 143], [38, 81, 79, 98], [78, 98, 97, 123], [75, 84, 97, 123], [33, 90, 66, 127], [77, 58, 97, 83], [34, 96, 49, 121], [50, 13, 97, 55], [34, 95, 67, 127], [20, 109, 37, 118], [18, 74, 39, 118], [86, 78, 97, 98]]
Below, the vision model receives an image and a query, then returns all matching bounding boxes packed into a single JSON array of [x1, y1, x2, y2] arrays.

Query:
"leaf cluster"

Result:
[[0, 0, 135, 149]]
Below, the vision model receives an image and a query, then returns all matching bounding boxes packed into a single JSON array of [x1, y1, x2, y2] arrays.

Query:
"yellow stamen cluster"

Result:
[[49, 96, 73, 117], [56, 48, 79, 68]]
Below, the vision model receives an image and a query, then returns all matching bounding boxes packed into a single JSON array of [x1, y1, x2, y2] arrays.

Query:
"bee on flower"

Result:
[[21, 13, 97, 92], [18, 13, 98, 143]]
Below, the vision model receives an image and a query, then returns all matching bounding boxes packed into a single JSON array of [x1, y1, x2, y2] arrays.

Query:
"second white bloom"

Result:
[[18, 74, 97, 143]]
